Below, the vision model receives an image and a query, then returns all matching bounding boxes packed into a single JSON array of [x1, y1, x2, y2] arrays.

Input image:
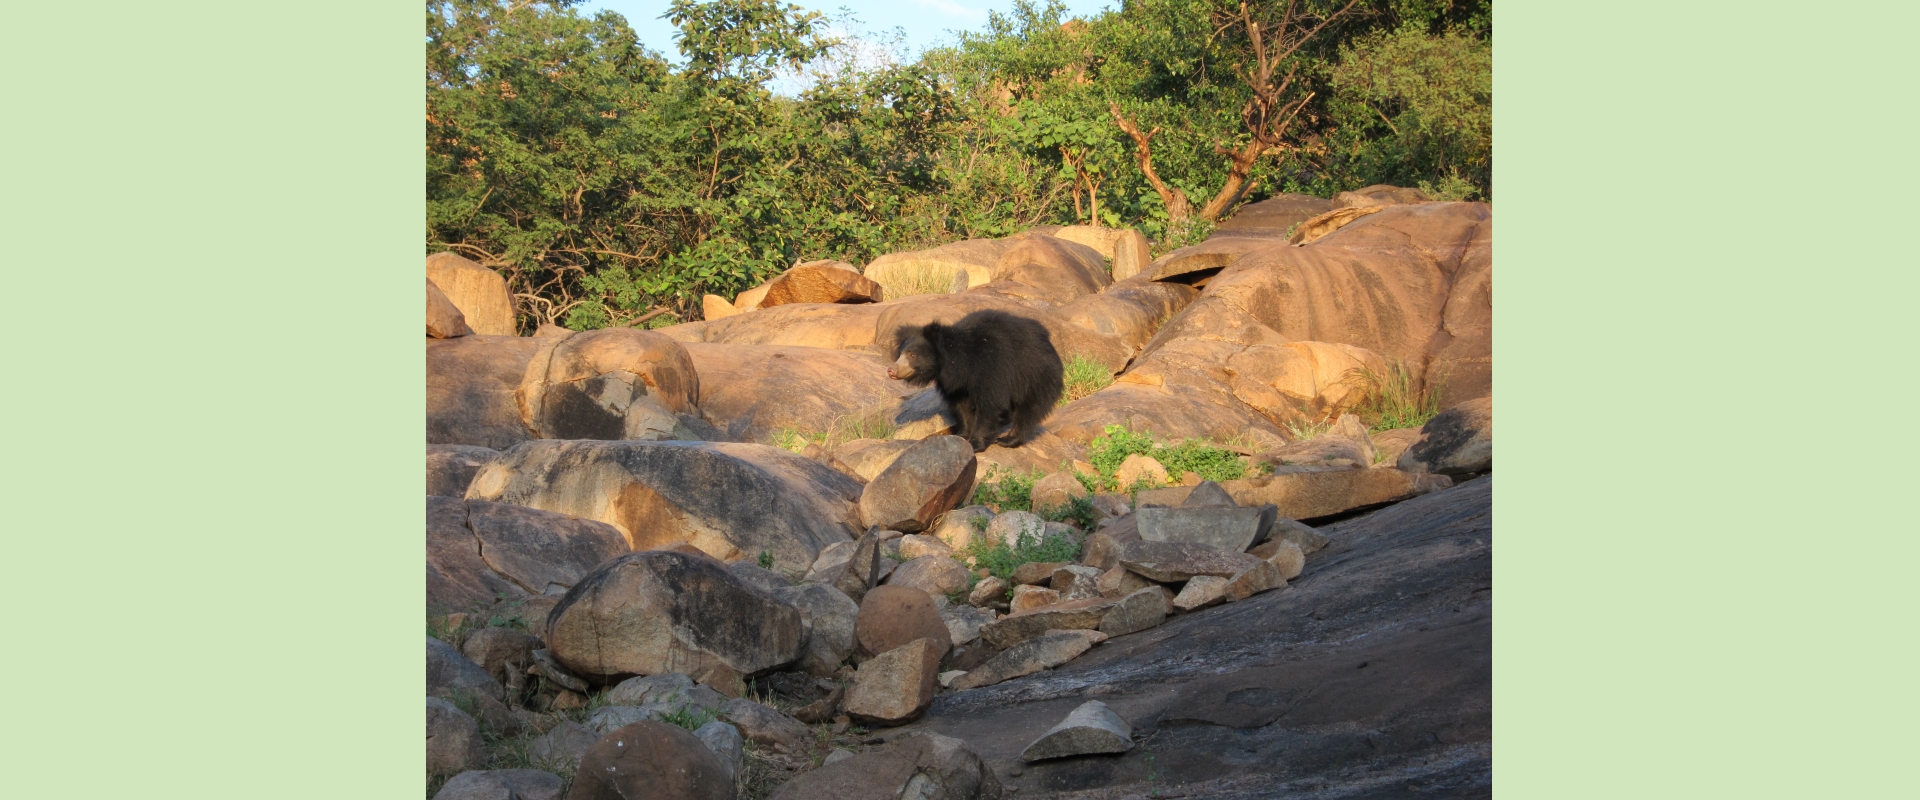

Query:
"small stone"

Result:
[[831, 715, 851, 733], [1181, 480, 1237, 508], [949, 630, 1107, 690], [1118, 540, 1265, 583], [1096, 586, 1169, 637], [549, 690, 586, 711], [1089, 494, 1131, 527], [605, 672, 695, 707], [823, 747, 856, 765], [1012, 561, 1069, 586], [897, 534, 954, 560], [968, 576, 1007, 606], [1265, 518, 1330, 555], [1249, 538, 1306, 580], [427, 697, 485, 778], [1114, 454, 1169, 489], [927, 505, 994, 551], [1095, 565, 1153, 599], [1171, 576, 1230, 611], [1030, 471, 1090, 515], [887, 555, 972, 597], [1222, 560, 1286, 601], [529, 721, 598, 769], [855, 584, 952, 661], [985, 511, 1047, 548], [980, 596, 1119, 649], [859, 435, 978, 533], [692, 720, 744, 780], [1180, 471, 1203, 486], [720, 697, 813, 753], [431, 769, 564, 800], [938, 670, 968, 688], [1135, 505, 1266, 553], [1020, 700, 1134, 762], [1049, 565, 1104, 601], [1009, 585, 1059, 614], [940, 604, 998, 647], [844, 638, 944, 726], [531, 649, 588, 693]]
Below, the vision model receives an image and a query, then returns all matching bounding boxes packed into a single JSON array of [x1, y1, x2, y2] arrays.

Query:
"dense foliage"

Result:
[[427, 0, 1491, 331]]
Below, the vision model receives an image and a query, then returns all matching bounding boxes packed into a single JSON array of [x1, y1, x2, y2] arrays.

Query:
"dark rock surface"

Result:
[[895, 477, 1492, 799]]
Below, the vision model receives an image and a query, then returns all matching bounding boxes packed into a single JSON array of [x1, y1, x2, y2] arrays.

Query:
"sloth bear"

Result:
[[887, 309, 1065, 452]]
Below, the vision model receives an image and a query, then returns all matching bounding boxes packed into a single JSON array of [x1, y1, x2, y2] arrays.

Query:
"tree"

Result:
[[1107, 0, 1360, 236]]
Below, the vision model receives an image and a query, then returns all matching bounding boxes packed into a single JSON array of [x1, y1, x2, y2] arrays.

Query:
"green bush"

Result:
[[1348, 361, 1449, 431]]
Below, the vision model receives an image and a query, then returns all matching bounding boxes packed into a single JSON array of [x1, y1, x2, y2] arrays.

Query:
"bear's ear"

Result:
[[923, 322, 946, 352], [892, 324, 923, 356]]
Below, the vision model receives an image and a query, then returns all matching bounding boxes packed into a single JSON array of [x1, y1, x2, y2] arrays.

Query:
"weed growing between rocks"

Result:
[[870, 262, 966, 301], [959, 525, 1084, 583], [1059, 353, 1114, 405], [971, 465, 1038, 511], [768, 405, 897, 452], [1085, 425, 1250, 489], [1349, 361, 1448, 431]]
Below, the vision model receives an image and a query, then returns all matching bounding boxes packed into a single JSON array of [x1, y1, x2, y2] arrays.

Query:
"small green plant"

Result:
[[1058, 353, 1114, 405], [957, 525, 1083, 583], [757, 550, 774, 570], [1347, 361, 1448, 431], [1037, 493, 1097, 531], [657, 691, 719, 732], [766, 405, 896, 453], [1285, 417, 1333, 442], [1083, 425, 1248, 492], [971, 465, 1041, 512]]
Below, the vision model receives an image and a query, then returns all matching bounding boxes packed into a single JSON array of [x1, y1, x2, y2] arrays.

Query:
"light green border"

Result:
[[5, 1, 421, 796], [1500, 1, 1918, 797]]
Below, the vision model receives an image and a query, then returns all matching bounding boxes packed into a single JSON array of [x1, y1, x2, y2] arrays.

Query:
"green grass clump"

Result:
[[1347, 361, 1448, 431], [869, 262, 967, 300], [658, 703, 719, 733], [1058, 353, 1114, 405], [767, 406, 897, 453], [957, 525, 1084, 584], [1083, 425, 1248, 492]]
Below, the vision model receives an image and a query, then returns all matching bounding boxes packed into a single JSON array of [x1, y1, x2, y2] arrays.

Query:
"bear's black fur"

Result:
[[887, 310, 1065, 452]]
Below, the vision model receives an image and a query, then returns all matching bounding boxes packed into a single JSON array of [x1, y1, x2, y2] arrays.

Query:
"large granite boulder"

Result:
[[698, 302, 888, 350], [546, 550, 805, 682], [426, 496, 631, 613], [427, 252, 516, 335], [428, 278, 474, 339], [1210, 192, 1338, 239], [427, 328, 701, 449], [1398, 397, 1492, 476], [428, 444, 503, 498], [567, 721, 734, 800], [465, 439, 860, 570], [683, 342, 914, 444]]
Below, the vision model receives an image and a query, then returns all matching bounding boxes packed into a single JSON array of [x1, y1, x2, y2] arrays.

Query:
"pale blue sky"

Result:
[[577, 0, 1117, 64]]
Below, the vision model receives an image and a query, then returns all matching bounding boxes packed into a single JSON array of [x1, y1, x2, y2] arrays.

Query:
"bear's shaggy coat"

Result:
[[887, 310, 1065, 452]]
